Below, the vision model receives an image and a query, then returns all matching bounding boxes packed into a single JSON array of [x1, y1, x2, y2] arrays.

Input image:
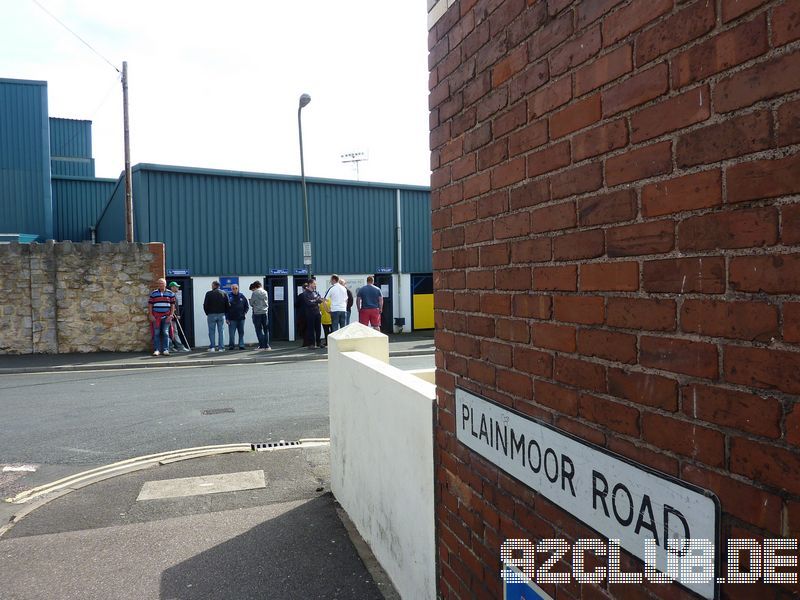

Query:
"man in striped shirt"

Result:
[[148, 278, 176, 356]]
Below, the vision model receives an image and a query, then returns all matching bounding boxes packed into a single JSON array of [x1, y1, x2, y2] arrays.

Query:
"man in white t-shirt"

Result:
[[325, 274, 349, 332]]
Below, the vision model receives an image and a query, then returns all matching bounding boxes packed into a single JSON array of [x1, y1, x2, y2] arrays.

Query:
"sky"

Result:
[[1, 1, 432, 186]]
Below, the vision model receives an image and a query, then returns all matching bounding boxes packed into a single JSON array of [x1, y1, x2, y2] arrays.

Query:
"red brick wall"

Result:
[[429, 0, 800, 597]]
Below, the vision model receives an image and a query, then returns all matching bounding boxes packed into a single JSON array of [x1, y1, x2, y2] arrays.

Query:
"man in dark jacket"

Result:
[[301, 279, 324, 349], [226, 283, 249, 350], [203, 280, 230, 352]]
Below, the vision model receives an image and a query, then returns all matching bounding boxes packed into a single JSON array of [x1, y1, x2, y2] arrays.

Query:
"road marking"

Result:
[[136, 470, 266, 501], [2, 465, 38, 473]]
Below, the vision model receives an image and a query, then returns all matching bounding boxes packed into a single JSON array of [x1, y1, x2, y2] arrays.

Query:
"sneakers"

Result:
[[208, 347, 215, 352], [153, 350, 160, 356], [217, 348, 225, 352], [266, 346, 272, 350], [163, 350, 170, 356]]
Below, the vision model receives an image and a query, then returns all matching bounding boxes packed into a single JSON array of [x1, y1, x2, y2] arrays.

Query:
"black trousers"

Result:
[[304, 312, 321, 347]]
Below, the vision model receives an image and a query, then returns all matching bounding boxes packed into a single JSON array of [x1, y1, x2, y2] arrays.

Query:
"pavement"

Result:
[[0, 330, 435, 375], [0, 332, 433, 598]]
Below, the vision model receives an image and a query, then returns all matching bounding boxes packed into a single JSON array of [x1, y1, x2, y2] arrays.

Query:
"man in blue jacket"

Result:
[[225, 283, 249, 350]]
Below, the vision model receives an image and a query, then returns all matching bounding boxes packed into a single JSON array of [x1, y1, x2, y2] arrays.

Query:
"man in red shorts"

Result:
[[356, 276, 384, 331]]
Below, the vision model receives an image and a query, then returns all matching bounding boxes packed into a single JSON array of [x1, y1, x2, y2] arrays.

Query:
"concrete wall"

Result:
[[0, 241, 164, 354], [328, 324, 437, 599]]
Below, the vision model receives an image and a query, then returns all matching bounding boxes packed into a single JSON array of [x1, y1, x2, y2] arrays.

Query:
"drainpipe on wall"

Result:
[[395, 189, 404, 333]]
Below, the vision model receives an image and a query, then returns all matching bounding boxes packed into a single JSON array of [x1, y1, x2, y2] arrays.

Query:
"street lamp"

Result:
[[298, 93, 312, 277]]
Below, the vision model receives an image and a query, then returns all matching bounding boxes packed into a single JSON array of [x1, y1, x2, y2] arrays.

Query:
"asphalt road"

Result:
[[0, 355, 434, 469]]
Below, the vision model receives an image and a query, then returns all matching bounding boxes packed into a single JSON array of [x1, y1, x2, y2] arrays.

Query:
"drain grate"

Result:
[[251, 440, 301, 451], [201, 408, 235, 415]]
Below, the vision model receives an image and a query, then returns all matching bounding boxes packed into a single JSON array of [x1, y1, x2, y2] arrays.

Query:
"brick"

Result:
[[509, 120, 548, 156], [533, 265, 577, 291], [514, 347, 553, 378], [778, 98, 800, 147], [579, 394, 640, 436], [678, 206, 778, 251], [729, 254, 800, 294], [773, 0, 800, 46], [493, 102, 527, 138], [479, 243, 510, 267], [608, 437, 678, 476], [577, 328, 638, 363], [528, 77, 572, 118], [510, 179, 550, 210], [787, 401, 800, 444], [513, 294, 552, 319], [534, 379, 578, 415], [497, 317, 530, 343], [682, 383, 781, 438], [574, 45, 633, 96], [527, 141, 571, 177], [491, 157, 526, 189], [553, 356, 606, 393], [492, 45, 527, 88], [464, 121, 491, 153], [497, 368, 533, 398], [605, 140, 672, 186], [572, 119, 628, 161], [672, 15, 769, 88], [477, 191, 508, 219], [607, 220, 675, 257], [529, 11, 573, 60], [642, 413, 725, 467], [553, 296, 604, 326], [494, 211, 531, 239], [602, 63, 669, 117], [641, 170, 722, 217], [468, 358, 496, 384], [722, 0, 769, 22], [580, 262, 639, 291], [555, 416, 606, 446], [578, 189, 637, 226], [682, 465, 782, 533], [465, 219, 493, 243], [727, 153, 800, 203], [642, 257, 726, 293], [511, 238, 552, 263], [676, 110, 772, 168], [635, 0, 716, 66], [532, 322, 576, 352], [550, 163, 603, 200], [682, 299, 779, 342], [640, 336, 719, 378], [496, 266, 533, 290], [606, 297, 676, 331], [509, 59, 550, 104], [530, 201, 576, 233], [451, 201, 477, 226], [454, 291, 480, 311], [720, 49, 800, 112], [549, 26, 602, 76], [724, 345, 800, 394], [467, 269, 494, 289], [630, 86, 711, 144], [731, 437, 800, 496], [477, 139, 508, 170], [608, 367, 678, 411], [603, 0, 673, 47], [786, 302, 800, 343], [576, 0, 626, 28], [481, 293, 511, 315], [553, 230, 604, 261], [450, 154, 476, 181], [550, 94, 602, 139]]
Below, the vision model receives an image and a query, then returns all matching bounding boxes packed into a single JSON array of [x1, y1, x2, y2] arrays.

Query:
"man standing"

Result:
[[357, 276, 384, 331], [148, 278, 176, 356], [301, 279, 324, 349], [226, 283, 249, 350], [324, 274, 348, 333], [340, 278, 354, 325], [167, 281, 189, 352], [249, 280, 271, 350], [203, 280, 229, 352]]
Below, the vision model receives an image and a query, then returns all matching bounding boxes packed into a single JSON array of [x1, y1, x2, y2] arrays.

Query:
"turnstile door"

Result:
[[265, 276, 289, 341], [374, 274, 393, 335]]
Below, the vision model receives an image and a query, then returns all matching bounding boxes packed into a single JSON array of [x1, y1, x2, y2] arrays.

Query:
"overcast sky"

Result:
[[1, 1, 431, 186]]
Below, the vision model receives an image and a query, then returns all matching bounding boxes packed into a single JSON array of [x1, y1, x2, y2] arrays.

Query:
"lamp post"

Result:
[[298, 93, 312, 277]]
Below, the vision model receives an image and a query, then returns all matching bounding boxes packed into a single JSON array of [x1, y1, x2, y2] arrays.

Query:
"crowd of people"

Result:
[[147, 275, 385, 356]]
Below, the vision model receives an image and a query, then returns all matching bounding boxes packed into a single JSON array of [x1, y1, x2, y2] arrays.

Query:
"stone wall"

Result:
[[0, 241, 165, 354]]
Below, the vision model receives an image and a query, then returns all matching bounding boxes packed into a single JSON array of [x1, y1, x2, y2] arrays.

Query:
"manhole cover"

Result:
[[201, 408, 235, 415]]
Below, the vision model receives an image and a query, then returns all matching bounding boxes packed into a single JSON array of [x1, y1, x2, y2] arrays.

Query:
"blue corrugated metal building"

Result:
[[1, 76, 433, 344]]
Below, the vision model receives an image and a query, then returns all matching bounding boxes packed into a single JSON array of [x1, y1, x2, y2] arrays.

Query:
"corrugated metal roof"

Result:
[[52, 176, 116, 241], [96, 164, 432, 276], [51, 157, 95, 177], [0, 79, 52, 239]]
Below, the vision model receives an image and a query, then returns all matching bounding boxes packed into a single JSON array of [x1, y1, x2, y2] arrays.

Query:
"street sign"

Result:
[[294, 268, 308, 275], [503, 564, 553, 600], [377, 267, 393, 273], [167, 268, 190, 276], [219, 276, 238, 293], [303, 242, 312, 265], [270, 268, 289, 275]]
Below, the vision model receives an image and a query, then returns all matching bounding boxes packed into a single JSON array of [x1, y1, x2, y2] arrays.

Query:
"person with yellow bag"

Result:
[[320, 295, 332, 348]]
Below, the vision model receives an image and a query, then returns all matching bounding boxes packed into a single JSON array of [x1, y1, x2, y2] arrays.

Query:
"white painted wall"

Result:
[[190, 276, 262, 349], [328, 324, 436, 599]]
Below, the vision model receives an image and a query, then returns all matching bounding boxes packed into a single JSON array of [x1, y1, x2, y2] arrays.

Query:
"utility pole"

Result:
[[122, 61, 134, 242]]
